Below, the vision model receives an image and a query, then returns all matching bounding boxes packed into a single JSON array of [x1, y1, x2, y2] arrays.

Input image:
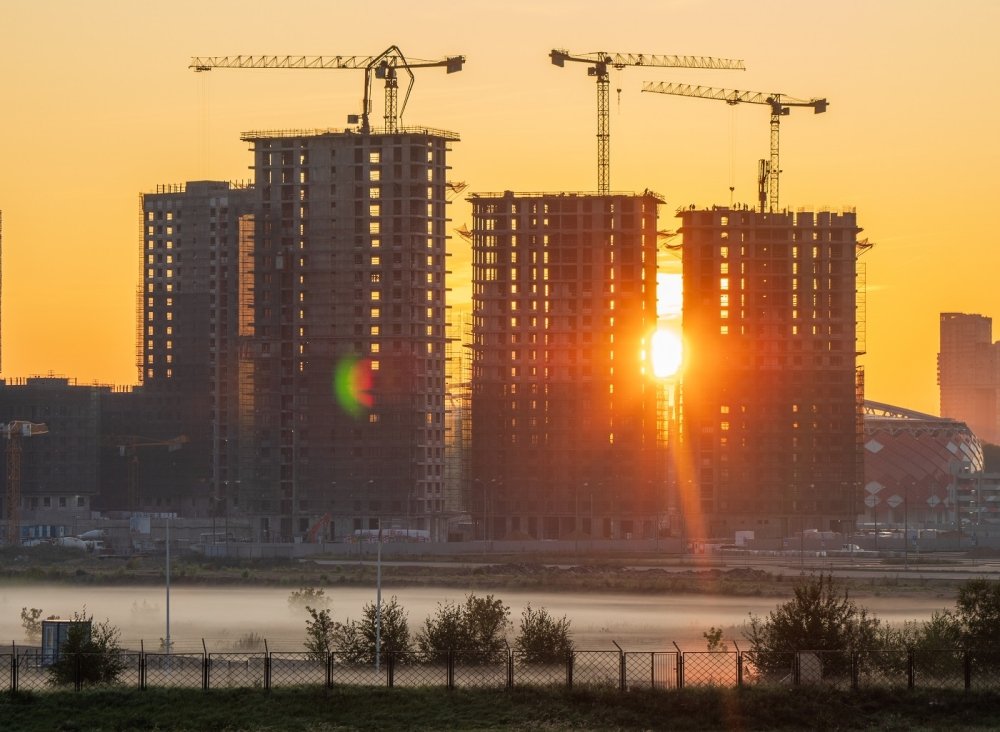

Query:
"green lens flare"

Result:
[[333, 355, 374, 418]]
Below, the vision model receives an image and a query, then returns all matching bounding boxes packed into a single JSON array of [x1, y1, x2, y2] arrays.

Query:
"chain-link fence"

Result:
[[624, 651, 678, 689], [269, 652, 327, 688], [570, 651, 621, 690], [207, 653, 267, 689], [510, 653, 567, 688], [741, 650, 795, 687], [6, 645, 1000, 693]]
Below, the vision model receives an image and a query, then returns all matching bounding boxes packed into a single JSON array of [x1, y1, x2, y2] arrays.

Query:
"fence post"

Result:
[[74, 653, 82, 692], [505, 642, 513, 691], [673, 642, 684, 689], [613, 641, 625, 692], [139, 650, 146, 691], [261, 639, 269, 691], [964, 650, 971, 692], [447, 650, 455, 691], [737, 652, 744, 688], [793, 652, 801, 686], [907, 650, 914, 690], [387, 651, 395, 689], [566, 651, 574, 690], [326, 652, 333, 690]]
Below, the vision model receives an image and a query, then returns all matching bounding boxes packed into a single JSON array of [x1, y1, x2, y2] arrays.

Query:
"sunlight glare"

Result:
[[652, 327, 683, 378]]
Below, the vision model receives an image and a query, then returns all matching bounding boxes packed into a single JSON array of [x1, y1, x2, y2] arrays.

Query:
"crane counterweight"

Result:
[[190, 49, 465, 135]]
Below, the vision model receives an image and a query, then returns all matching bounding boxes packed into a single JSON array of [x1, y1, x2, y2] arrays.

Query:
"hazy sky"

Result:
[[2, 0, 998, 414]]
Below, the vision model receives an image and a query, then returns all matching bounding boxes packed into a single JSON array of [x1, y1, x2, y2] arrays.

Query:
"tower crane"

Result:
[[3, 421, 49, 546], [190, 46, 464, 134], [106, 435, 188, 511], [642, 82, 827, 212], [550, 50, 745, 195]]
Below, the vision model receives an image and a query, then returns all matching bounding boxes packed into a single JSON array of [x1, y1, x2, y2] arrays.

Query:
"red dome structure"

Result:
[[863, 400, 982, 530]]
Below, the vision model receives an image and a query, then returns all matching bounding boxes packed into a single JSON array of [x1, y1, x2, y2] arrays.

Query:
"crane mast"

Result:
[[190, 48, 464, 134], [550, 50, 745, 195], [3, 421, 48, 546], [642, 82, 827, 212]]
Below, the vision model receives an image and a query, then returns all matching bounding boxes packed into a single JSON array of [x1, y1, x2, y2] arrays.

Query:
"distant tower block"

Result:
[[938, 313, 1000, 444], [468, 191, 666, 541], [677, 207, 864, 539]]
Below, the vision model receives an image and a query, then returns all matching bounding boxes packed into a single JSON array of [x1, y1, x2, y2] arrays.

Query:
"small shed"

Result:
[[41, 618, 91, 665]]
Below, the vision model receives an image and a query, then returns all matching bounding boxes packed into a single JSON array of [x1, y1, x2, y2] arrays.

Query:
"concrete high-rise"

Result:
[[469, 192, 666, 540], [239, 128, 454, 541], [938, 313, 1000, 445], [141, 181, 255, 513], [677, 207, 864, 539]]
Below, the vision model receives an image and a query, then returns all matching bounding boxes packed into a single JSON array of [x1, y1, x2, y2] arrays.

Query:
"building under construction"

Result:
[[676, 207, 864, 539], [237, 128, 454, 542], [938, 312, 1000, 445], [140, 181, 255, 513], [469, 191, 666, 540]]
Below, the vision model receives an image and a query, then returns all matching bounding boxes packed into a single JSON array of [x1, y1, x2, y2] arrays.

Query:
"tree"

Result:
[[288, 586, 330, 612], [48, 610, 126, 686], [304, 605, 337, 657], [514, 604, 574, 664], [415, 593, 511, 663], [461, 594, 510, 662], [20, 607, 43, 643], [333, 596, 411, 664], [703, 626, 728, 653], [416, 600, 469, 661], [953, 578, 1000, 649], [743, 574, 882, 676]]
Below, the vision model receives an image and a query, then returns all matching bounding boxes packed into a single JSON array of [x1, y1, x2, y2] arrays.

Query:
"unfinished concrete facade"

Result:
[[677, 208, 864, 539], [469, 192, 666, 541], [239, 128, 454, 542], [141, 181, 255, 513], [938, 313, 1000, 445]]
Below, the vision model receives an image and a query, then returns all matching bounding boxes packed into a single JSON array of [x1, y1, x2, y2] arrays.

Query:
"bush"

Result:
[[20, 607, 43, 643], [48, 610, 126, 686], [703, 626, 728, 653], [416, 600, 469, 661], [462, 594, 510, 662], [515, 604, 573, 663], [288, 586, 330, 612], [232, 631, 265, 652], [743, 573, 882, 676], [304, 606, 337, 657], [954, 578, 1000, 649], [415, 593, 510, 663], [333, 596, 411, 664]]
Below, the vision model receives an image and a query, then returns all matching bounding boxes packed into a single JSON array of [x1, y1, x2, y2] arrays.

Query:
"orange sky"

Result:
[[2, 0, 998, 415]]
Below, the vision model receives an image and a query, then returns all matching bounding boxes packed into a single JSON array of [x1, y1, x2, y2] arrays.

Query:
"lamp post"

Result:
[[375, 516, 383, 673], [903, 485, 909, 571], [164, 516, 172, 655]]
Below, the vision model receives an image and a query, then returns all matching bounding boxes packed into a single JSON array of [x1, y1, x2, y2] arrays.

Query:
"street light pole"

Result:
[[375, 516, 382, 673], [902, 483, 912, 571], [165, 516, 171, 655]]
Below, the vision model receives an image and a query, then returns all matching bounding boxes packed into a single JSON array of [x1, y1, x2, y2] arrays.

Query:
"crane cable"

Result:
[[729, 103, 738, 206], [199, 72, 211, 178]]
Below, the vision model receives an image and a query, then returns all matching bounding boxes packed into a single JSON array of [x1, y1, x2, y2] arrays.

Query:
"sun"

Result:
[[652, 327, 683, 378]]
